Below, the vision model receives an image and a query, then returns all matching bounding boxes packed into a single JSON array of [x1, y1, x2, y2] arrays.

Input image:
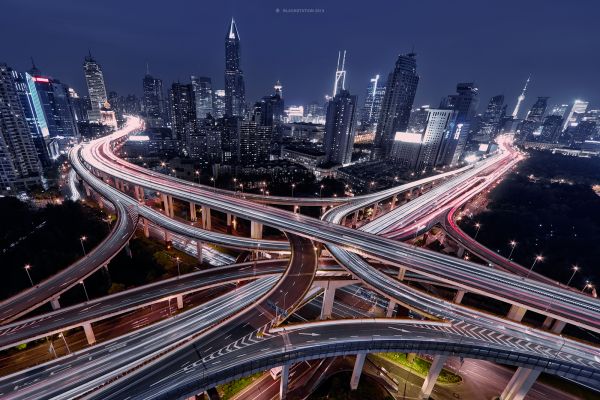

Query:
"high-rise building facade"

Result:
[[474, 95, 505, 142], [0, 64, 42, 191], [437, 82, 479, 166], [525, 96, 549, 122], [359, 74, 386, 132], [518, 97, 549, 140], [191, 76, 214, 120], [224, 19, 245, 117], [372, 53, 419, 160], [324, 90, 357, 165], [143, 73, 165, 128], [539, 115, 563, 143], [169, 83, 196, 151], [563, 100, 589, 131], [29, 75, 79, 140], [415, 109, 457, 171], [83, 52, 108, 123], [239, 121, 271, 165], [213, 90, 226, 118], [407, 105, 430, 133]]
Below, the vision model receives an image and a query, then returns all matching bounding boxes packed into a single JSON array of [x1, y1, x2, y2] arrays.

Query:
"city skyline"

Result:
[[3, 0, 599, 110]]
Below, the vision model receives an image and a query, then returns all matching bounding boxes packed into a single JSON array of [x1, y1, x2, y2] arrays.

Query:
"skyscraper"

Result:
[[415, 109, 457, 171], [255, 81, 285, 126], [213, 90, 226, 118], [0, 64, 42, 191], [563, 100, 589, 131], [525, 96, 549, 122], [224, 19, 245, 117], [191, 76, 214, 120], [407, 105, 431, 133], [437, 82, 479, 166], [332, 51, 347, 98], [518, 97, 549, 140], [324, 90, 357, 165], [372, 53, 419, 160], [474, 95, 505, 142], [83, 52, 108, 123], [239, 121, 272, 165], [359, 74, 386, 132], [29, 74, 79, 140], [143, 71, 165, 128], [511, 76, 530, 119], [539, 115, 563, 143], [169, 83, 196, 151]]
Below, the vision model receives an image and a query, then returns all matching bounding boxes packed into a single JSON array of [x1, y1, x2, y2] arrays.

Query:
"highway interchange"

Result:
[[0, 116, 599, 399]]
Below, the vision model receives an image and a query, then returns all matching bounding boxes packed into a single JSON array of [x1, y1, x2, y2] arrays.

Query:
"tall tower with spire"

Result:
[[332, 50, 347, 97], [83, 51, 108, 123], [512, 76, 530, 119], [224, 18, 246, 117]]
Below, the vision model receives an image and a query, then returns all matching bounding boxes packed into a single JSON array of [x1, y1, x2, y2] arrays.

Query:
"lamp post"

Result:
[[319, 184, 324, 198], [508, 240, 517, 260], [474, 223, 482, 240], [210, 177, 216, 191], [526, 255, 543, 278], [80, 281, 89, 301], [291, 183, 295, 197], [581, 282, 593, 293], [79, 236, 87, 256], [175, 256, 181, 278], [566, 265, 579, 287], [59, 333, 71, 354], [24, 264, 34, 287]]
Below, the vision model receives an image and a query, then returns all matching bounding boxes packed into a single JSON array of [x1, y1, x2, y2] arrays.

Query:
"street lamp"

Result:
[[210, 177, 216, 190], [175, 256, 181, 278], [58, 333, 71, 354], [508, 240, 517, 260], [79, 236, 87, 256], [291, 183, 296, 197], [239, 183, 244, 194], [24, 264, 34, 287], [566, 265, 579, 287], [319, 184, 324, 198], [581, 281, 593, 293], [80, 281, 89, 301], [526, 255, 543, 278], [474, 223, 482, 240], [195, 170, 200, 183]]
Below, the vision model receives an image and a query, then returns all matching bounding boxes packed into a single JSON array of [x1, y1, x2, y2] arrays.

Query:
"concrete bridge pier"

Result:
[[500, 367, 541, 400], [251, 221, 263, 240], [189, 203, 197, 221], [201, 206, 211, 230], [279, 363, 290, 399], [196, 241, 203, 263], [419, 354, 448, 399], [142, 218, 149, 238], [82, 322, 96, 345], [507, 305, 527, 322], [50, 297, 61, 310], [176, 294, 184, 309], [226, 213, 233, 233], [453, 289, 466, 304], [350, 352, 367, 390]]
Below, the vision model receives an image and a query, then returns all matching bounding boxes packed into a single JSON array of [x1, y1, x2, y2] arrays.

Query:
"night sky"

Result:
[[4, 0, 599, 111]]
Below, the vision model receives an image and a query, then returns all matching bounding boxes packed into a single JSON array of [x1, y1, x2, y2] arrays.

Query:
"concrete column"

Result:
[[500, 367, 541, 400], [142, 218, 149, 238], [201, 206, 211, 230], [320, 206, 327, 216], [507, 305, 527, 322], [97, 197, 104, 209], [82, 322, 96, 345], [385, 300, 396, 317], [226, 213, 232, 233], [164, 229, 172, 243], [419, 354, 448, 399], [542, 316, 554, 329], [279, 363, 290, 400], [397, 267, 406, 281], [84, 183, 91, 197], [350, 352, 367, 390], [189, 202, 197, 221], [294, 205, 300, 214], [352, 211, 359, 227], [407, 353, 416, 363], [168, 195, 174, 218], [196, 241, 203, 263], [251, 221, 263, 239], [320, 286, 335, 320], [457, 246, 465, 258], [551, 320, 566, 333], [50, 297, 61, 310], [161, 194, 170, 216], [176, 294, 184, 309], [454, 290, 465, 304], [391, 195, 398, 210]]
